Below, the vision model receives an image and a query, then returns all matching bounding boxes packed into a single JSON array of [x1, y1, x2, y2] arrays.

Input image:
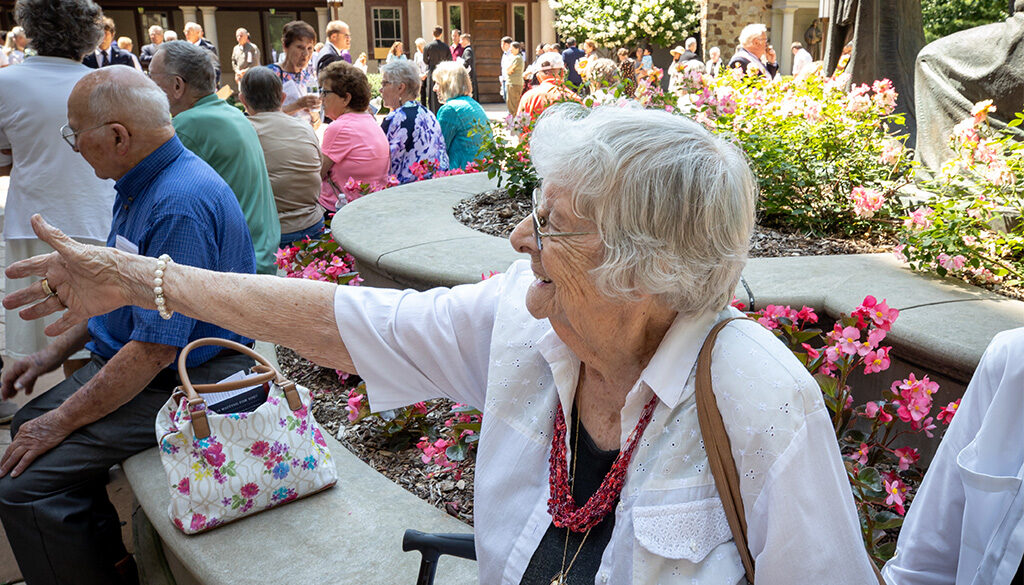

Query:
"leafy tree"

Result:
[[549, 0, 699, 49], [921, 0, 1010, 42]]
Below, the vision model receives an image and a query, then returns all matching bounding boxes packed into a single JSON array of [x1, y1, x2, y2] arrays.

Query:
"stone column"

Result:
[[198, 5, 218, 46], [539, 0, 555, 44], [420, 1, 438, 40], [180, 5, 197, 25], [780, 7, 797, 75], [315, 7, 329, 41]]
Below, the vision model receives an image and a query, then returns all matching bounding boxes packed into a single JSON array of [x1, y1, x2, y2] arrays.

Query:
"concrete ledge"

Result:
[[124, 432, 477, 585], [334, 175, 1024, 383]]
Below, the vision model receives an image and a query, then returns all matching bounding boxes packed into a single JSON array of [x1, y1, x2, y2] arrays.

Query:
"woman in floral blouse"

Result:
[[266, 20, 320, 126], [379, 59, 449, 183]]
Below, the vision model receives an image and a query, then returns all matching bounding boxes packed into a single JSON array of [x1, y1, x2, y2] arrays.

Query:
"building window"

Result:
[[372, 6, 402, 59], [139, 10, 169, 34], [448, 5, 462, 33], [266, 11, 298, 63], [513, 5, 527, 44]]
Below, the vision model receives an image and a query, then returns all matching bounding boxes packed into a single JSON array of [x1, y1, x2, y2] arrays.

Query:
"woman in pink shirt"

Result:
[[319, 61, 390, 214]]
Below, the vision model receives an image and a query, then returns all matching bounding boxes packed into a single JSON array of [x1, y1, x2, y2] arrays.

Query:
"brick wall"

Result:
[[700, 0, 772, 60]]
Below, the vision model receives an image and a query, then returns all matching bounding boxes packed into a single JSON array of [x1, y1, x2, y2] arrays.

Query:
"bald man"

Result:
[[0, 67, 257, 585]]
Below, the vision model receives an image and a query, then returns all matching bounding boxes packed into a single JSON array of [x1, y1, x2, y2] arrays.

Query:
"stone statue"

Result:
[[915, 1, 1024, 171], [825, 0, 926, 146]]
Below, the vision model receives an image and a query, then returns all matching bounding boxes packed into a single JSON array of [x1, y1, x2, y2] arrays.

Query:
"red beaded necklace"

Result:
[[547, 393, 660, 532]]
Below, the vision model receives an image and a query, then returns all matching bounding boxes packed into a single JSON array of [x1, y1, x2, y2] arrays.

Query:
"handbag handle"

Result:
[[695, 318, 886, 585], [176, 338, 303, 439]]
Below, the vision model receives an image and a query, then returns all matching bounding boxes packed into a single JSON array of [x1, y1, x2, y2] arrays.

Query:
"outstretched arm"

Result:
[[5, 215, 354, 372]]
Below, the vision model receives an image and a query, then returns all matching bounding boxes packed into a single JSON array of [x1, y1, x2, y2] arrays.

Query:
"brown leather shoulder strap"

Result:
[[695, 317, 756, 583], [695, 317, 887, 584]]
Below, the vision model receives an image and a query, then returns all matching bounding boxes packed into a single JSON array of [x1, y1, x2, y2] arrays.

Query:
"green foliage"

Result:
[[366, 72, 382, 98], [899, 105, 1024, 287], [549, 0, 700, 48], [922, 0, 1010, 42], [478, 117, 538, 200]]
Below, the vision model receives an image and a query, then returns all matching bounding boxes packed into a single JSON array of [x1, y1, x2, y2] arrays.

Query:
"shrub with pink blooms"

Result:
[[677, 68, 909, 236], [743, 296, 959, 565], [897, 101, 1024, 289]]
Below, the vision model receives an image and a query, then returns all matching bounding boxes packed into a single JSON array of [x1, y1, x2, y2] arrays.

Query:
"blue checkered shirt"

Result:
[[86, 136, 255, 368]]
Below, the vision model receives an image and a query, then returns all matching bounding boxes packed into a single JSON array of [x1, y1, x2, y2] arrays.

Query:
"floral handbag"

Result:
[[155, 338, 338, 534]]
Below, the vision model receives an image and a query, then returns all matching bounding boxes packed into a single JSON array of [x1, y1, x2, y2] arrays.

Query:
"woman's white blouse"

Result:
[[884, 328, 1024, 585], [335, 260, 876, 584]]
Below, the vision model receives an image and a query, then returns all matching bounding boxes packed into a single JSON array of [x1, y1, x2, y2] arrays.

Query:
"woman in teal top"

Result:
[[432, 61, 493, 170]]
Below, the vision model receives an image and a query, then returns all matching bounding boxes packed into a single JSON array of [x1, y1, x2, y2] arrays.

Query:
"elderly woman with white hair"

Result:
[[728, 23, 779, 79], [581, 57, 619, 106], [432, 61, 491, 170], [379, 59, 448, 183], [7, 104, 880, 585]]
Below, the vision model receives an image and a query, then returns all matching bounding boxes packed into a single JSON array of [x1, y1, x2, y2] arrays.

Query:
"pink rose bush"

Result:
[[896, 100, 1024, 289], [744, 296, 959, 565]]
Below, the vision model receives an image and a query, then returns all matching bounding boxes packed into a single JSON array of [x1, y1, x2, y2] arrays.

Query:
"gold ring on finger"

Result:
[[40, 278, 55, 297]]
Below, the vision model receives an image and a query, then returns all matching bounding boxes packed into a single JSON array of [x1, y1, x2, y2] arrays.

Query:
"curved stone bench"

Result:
[[333, 173, 1024, 385]]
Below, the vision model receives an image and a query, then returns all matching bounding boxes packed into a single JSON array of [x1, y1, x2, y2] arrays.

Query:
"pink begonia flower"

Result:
[[850, 186, 885, 218], [796, 306, 818, 323], [801, 343, 820, 360], [838, 326, 864, 356], [864, 401, 880, 418], [346, 392, 364, 422], [982, 159, 1016, 186], [937, 399, 961, 424], [863, 347, 891, 374], [893, 447, 920, 471], [884, 478, 906, 515], [915, 416, 938, 438], [937, 253, 968, 272], [971, 99, 996, 125], [852, 443, 870, 465], [880, 141, 903, 165], [892, 244, 909, 263], [871, 78, 898, 114], [857, 296, 899, 331], [866, 327, 887, 348]]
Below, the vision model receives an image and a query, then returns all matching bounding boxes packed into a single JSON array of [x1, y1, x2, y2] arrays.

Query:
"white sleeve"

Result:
[[748, 407, 879, 584], [334, 274, 508, 412], [0, 124, 10, 167], [882, 330, 1018, 585]]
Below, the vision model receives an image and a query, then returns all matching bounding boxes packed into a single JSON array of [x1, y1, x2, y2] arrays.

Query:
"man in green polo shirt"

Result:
[[150, 41, 279, 274]]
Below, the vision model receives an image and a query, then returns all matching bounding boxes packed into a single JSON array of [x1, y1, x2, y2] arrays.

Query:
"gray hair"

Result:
[[183, 22, 203, 34], [431, 61, 471, 102], [156, 40, 216, 96], [85, 67, 171, 129], [14, 0, 102, 60], [381, 59, 422, 100], [685, 37, 697, 49], [240, 66, 283, 113], [584, 58, 618, 90], [530, 104, 756, 316], [709, 46, 721, 56], [738, 24, 767, 47], [164, 31, 178, 41], [148, 24, 163, 36]]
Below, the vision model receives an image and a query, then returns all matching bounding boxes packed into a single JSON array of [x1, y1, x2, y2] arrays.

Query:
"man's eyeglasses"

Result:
[[59, 121, 128, 150], [531, 184, 595, 251]]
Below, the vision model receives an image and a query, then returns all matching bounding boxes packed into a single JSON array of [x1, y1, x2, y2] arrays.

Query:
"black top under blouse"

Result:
[[519, 407, 620, 585]]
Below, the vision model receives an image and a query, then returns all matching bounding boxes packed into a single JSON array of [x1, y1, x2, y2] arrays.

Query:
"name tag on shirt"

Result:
[[115, 235, 139, 254], [247, 52, 253, 64]]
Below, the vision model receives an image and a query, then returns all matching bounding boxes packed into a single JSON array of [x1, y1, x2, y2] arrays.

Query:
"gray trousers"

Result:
[[0, 351, 254, 585]]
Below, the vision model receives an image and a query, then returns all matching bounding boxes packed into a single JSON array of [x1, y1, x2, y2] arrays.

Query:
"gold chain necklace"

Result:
[[551, 406, 593, 585]]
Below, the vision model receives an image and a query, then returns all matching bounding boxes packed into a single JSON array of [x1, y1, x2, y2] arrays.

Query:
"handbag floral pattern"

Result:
[[156, 381, 338, 534]]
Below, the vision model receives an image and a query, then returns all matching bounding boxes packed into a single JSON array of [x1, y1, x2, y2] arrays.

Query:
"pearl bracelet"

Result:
[[154, 254, 172, 320]]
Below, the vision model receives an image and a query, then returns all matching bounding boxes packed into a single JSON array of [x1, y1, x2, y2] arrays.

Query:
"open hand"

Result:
[[0, 409, 71, 477], [3, 214, 136, 337], [294, 94, 321, 110], [0, 348, 61, 400]]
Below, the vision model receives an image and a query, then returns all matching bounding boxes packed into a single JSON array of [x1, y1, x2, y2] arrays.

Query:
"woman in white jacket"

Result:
[[884, 328, 1024, 585]]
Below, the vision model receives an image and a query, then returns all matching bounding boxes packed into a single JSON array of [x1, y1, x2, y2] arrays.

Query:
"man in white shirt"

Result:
[[232, 28, 260, 84], [791, 41, 813, 76], [499, 36, 512, 100]]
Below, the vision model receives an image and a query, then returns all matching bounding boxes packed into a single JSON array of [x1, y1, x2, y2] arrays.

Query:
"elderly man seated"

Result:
[[149, 41, 280, 274], [0, 66, 257, 585], [239, 66, 325, 248]]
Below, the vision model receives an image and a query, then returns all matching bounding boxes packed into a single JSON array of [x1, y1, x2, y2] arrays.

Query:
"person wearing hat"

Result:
[[515, 52, 580, 122]]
